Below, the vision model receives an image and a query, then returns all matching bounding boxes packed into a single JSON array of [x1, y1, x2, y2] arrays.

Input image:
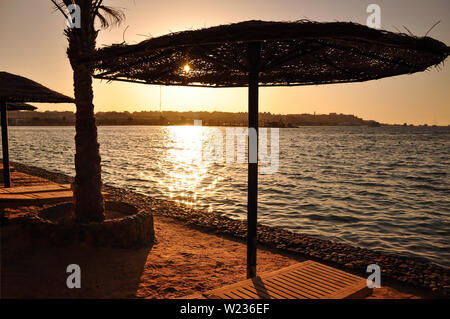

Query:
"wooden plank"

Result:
[[215, 282, 282, 299], [205, 294, 223, 299], [277, 273, 336, 298], [295, 263, 356, 285], [288, 267, 346, 289], [0, 184, 70, 194], [296, 266, 360, 289], [307, 262, 361, 282], [223, 290, 246, 299], [212, 279, 291, 299], [31, 191, 73, 199], [0, 193, 36, 201], [227, 284, 265, 299], [178, 293, 205, 299], [289, 269, 348, 289], [281, 267, 339, 291], [239, 286, 268, 299], [267, 274, 326, 295], [191, 261, 371, 300], [1, 189, 107, 206], [230, 282, 272, 299], [327, 280, 371, 299], [251, 281, 297, 299], [259, 279, 312, 299], [234, 288, 256, 299], [269, 275, 328, 298]]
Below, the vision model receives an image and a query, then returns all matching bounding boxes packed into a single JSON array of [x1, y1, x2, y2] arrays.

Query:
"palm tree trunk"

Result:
[[55, 0, 124, 222], [67, 0, 105, 222], [71, 62, 105, 222]]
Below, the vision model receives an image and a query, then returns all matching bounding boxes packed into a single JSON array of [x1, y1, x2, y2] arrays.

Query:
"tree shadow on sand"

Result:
[[1, 224, 152, 298]]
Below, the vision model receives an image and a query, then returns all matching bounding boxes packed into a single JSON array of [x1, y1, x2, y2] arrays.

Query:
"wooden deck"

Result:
[[0, 184, 71, 195], [0, 184, 111, 208], [0, 184, 73, 209], [186, 260, 371, 299]]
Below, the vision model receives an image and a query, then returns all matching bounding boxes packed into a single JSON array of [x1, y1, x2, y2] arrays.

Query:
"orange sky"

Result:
[[0, 0, 449, 125]]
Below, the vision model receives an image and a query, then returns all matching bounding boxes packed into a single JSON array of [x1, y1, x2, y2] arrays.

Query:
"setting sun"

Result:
[[183, 64, 191, 73]]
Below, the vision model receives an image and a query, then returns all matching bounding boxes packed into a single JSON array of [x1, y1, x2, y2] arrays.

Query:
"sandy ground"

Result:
[[1, 169, 422, 299]]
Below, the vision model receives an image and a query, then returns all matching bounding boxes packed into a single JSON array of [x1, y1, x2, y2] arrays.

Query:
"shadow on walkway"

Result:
[[1, 224, 152, 298]]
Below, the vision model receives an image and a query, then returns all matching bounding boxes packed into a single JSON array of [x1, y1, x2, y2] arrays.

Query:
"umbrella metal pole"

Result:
[[1, 98, 11, 188], [247, 42, 260, 279]]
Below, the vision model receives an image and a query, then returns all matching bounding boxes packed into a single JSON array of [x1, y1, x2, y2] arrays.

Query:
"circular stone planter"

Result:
[[22, 201, 154, 248]]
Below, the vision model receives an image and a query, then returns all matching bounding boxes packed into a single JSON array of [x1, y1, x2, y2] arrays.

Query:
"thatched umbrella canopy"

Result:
[[0, 72, 75, 103], [93, 20, 449, 87], [0, 71, 74, 187], [91, 20, 449, 278], [6, 103, 38, 111]]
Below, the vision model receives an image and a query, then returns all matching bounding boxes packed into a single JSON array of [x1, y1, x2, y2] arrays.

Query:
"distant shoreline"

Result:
[[7, 110, 384, 127], [8, 110, 448, 127]]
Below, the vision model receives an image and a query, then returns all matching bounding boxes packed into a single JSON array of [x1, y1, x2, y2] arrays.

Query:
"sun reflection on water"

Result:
[[159, 125, 213, 209]]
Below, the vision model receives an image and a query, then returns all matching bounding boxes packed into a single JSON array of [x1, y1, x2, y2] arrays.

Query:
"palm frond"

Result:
[[50, 0, 70, 20], [50, 0, 124, 30], [96, 5, 125, 29]]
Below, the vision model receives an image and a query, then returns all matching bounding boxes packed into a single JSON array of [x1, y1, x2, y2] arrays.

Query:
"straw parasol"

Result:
[[6, 103, 37, 111], [91, 20, 449, 278], [0, 71, 74, 187]]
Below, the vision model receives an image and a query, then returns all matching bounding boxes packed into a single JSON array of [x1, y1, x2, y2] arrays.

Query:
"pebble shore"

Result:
[[10, 162, 450, 296]]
